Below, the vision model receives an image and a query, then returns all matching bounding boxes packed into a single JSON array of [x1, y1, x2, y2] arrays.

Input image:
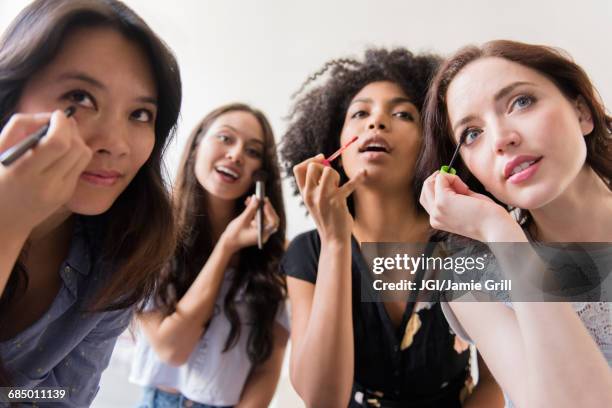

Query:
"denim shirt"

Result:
[[0, 217, 133, 407]]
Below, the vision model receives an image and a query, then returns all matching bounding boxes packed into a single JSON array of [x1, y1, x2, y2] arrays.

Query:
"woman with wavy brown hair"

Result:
[[0, 0, 181, 405], [130, 103, 289, 408], [417, 40, 612, 407]]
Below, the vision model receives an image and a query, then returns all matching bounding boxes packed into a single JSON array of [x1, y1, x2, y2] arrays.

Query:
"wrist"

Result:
[[480, 210, 526, 242], [218, 232, 239, 254]]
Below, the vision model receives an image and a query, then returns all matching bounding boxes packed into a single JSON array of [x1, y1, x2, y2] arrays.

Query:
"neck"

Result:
[[21, 209, 74, 277], [529, 166, 612, 242], [28, 208, 73, 245], [352, 186, 430, 243], [206, 193, 238, 242]]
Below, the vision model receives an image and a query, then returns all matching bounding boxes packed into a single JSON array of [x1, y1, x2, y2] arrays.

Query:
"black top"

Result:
[[281, 230, 470, 407]]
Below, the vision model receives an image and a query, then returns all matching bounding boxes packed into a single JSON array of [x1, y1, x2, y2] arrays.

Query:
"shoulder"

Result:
[[286, 229, 321, 254], [281, 230, 321, 283]]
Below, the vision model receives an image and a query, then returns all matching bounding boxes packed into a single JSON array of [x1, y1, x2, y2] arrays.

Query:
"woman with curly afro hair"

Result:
[[279, 48, 503, 408]]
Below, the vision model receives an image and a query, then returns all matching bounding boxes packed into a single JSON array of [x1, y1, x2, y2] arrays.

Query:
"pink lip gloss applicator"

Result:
[[321, 135, 359, 166]]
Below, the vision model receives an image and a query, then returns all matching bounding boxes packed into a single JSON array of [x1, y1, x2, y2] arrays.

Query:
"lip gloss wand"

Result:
[[321, 135, 359, 166]]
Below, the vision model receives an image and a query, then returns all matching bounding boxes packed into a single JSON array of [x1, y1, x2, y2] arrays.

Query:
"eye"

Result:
[[351, 110, 368, 119], [63, 89, 96, 109], [461, 127, 482, 146], [510, 94, 535, 112], [131, 109, 154, 123], [216, 133, 232, 143], [246, 147, 263, 159], [393, 111, 414, 121]]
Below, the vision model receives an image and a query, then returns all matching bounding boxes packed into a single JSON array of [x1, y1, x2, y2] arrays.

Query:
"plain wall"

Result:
[[1, 0, 611, 239], [1, 1, 610, 406]]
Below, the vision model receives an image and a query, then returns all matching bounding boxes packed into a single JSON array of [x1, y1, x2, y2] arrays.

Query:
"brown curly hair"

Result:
[[280, 48, 441, 214]]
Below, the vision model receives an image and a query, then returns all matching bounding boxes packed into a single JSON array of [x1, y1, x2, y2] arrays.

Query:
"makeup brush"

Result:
[[440, 136, 465, 175], [1, 106, 76, 166], [253, 169, 268, 250], [321, 135, 359, 166]]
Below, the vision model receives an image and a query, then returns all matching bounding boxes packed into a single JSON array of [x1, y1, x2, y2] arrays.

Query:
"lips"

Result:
[[80, 170, 123, 186], [503, 155, 543, 181], [215, 164, 241, 182], [358, 135, 391, 154]]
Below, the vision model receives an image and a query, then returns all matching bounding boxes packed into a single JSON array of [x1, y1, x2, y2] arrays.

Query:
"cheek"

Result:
[[127, 131, 156, 171]]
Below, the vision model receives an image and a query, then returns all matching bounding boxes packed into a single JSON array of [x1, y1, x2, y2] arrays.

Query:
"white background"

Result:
[[1, 0, 610, 406]]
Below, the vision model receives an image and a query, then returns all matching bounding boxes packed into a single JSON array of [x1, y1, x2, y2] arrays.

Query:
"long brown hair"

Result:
[[0, 0, 182, 382], [156, 103, 287, 365], [416, 40, 612, 224]]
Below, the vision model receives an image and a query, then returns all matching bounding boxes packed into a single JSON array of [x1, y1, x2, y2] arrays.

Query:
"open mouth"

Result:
[[358, 142, 390, 154], [215, 165, 240, 181], [507, 157, 542, 179]]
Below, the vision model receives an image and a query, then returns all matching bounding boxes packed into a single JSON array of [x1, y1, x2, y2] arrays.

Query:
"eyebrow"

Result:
[[350, 96, 413, 106], [219, 125, 264, 145], [56, 71, 158, 107], [451, 81, 536, 133]]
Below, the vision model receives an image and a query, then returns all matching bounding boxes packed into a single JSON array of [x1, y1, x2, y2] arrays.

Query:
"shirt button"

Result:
[[394, 369, 400, 376], [64, 266, 71, 273]]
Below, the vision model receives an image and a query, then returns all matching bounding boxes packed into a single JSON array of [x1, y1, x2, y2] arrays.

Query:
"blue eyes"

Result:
[[512, 95, 534, 111], [458, 94, 536, 147], [461, 128, 482, 145]]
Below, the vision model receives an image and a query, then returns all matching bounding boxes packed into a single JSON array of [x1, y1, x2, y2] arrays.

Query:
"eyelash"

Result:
[[217, 134, 262, 159], [63, 89, 96, 110], [510, 94, 536, 112], [460, 127, 483, 146], [62, 89, 154, 123], [350, 110, 414, 120]]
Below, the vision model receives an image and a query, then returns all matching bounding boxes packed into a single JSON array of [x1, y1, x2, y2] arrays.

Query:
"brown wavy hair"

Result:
[[156, 103, 287, 365], [0, 0, 181, 384], [415, 40, 612, 225]]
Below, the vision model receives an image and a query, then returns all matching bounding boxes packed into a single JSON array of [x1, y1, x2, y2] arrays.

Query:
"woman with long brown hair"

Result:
[[0, 0, 181, 404], [417, 40, 612, 407], [130, 103, 288, 408]]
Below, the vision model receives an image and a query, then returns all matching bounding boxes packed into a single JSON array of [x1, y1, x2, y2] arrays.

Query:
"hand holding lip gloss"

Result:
[[320, 135, 359, 166]]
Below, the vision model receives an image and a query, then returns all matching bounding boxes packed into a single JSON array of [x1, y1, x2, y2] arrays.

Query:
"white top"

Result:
[[129, 269, 290, 406]]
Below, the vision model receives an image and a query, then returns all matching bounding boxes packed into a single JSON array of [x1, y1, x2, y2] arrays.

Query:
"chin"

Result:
[[499, 185, 562, 211], [66, 196, 117, 216]]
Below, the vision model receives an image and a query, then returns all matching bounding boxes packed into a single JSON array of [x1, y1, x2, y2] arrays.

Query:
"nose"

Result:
[[82, 112, 130, 157], [367, 110, 387, 131], [492, 122, 521, 154], [225, 143, 244, 165]]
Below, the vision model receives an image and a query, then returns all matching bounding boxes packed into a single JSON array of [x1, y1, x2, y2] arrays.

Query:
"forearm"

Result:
[[237, 325, 288, 408], [140, 238, 235, 365], [513, 302, 612, 407], [291, 239, 354, 407], [491, 243, 612, 407]]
